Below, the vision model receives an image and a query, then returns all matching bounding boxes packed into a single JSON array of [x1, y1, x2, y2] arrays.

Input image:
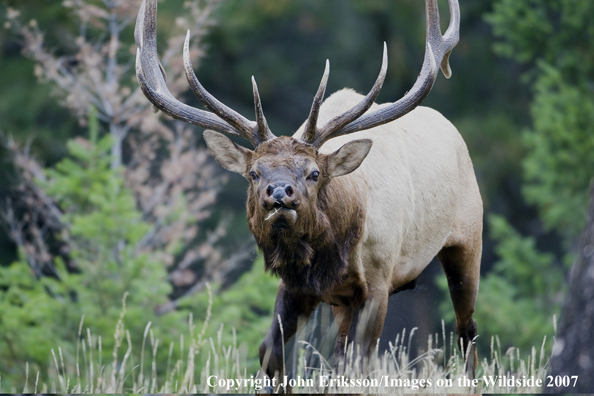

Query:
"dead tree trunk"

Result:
[[546, 184, 594, 393]]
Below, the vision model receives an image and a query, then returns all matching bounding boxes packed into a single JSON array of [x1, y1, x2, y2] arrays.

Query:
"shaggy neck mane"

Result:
[[249, 185, 363, 295]]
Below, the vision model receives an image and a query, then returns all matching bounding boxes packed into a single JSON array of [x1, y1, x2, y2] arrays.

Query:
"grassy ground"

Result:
[[1, 294, 552, 394]]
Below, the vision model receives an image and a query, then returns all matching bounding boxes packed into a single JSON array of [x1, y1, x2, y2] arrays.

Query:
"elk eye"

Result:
[[308, 170, 320, 182], [250, 170, 259, 181]]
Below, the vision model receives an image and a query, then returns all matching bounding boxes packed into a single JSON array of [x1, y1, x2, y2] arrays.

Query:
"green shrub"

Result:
[[0, 110, 188, 387]]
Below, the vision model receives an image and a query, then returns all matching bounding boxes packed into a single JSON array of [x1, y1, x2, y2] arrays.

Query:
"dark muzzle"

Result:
[[264, 183, 298, 210]]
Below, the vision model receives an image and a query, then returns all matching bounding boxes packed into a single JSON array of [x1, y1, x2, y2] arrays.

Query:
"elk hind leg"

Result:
[[437, 239, 481, 377]]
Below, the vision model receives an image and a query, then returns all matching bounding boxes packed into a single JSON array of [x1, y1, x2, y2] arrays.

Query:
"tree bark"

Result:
[[546, 184, 594, 393]]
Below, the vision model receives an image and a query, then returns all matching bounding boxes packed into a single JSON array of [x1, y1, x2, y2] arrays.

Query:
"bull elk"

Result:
[[135, 0, 482, 384]]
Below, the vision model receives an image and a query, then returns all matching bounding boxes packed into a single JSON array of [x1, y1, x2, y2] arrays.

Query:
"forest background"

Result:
[[0, 0, 592, 390]]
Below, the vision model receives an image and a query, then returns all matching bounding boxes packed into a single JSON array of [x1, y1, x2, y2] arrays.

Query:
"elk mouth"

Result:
[[265, 204, 297, 229]]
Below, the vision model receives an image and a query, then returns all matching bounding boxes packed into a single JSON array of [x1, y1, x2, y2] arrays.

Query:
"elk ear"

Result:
[[203, 130, 253, 175], [325, 139, 373, 178]]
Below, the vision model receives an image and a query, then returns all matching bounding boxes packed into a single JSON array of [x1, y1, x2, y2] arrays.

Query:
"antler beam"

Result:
[[302, 0, 460, 148], [136, 0, 459, 150], [135, 0, 275, 148]]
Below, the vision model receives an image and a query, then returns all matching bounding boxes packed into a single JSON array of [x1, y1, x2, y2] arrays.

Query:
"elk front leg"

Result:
[[259, 281, 319, 381], [332, 289, 388, 372]]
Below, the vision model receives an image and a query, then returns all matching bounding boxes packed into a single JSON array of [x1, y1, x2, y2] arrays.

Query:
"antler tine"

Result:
[[136, 0, 247, 140], [301, 60, 330, 145], [311, 43, 388, 148], [135, 0, 274, 148], [252, 76, 275, 142], [440, 0, 460, 78], [424, 0, 458, 79], [313, 0, 459, 144], [183, 30, 273, 146]]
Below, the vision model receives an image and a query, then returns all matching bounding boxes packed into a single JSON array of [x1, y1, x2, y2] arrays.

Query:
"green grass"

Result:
[[0, 292, 552, 394]]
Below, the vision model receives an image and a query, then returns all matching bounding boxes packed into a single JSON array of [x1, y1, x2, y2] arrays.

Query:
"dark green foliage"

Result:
[[486, 0, 594, 240], [0, 4, 82, 162], [446, 0, 594, 356], [183, 258, 279, 373], [0, 110, 280, 389], [522, 65, 594, 238], [487, 0, 594, 77], [0, 111, 185, 386], [476, 215, 562, 350]]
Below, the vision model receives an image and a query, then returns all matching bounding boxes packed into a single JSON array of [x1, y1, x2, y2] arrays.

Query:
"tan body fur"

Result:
[[198, 88, 482, 384], [262, 88, 483, 375], [302, 89, 482, 301]]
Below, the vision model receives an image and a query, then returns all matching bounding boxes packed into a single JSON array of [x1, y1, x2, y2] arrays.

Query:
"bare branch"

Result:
[[5, 0, 253, 304]]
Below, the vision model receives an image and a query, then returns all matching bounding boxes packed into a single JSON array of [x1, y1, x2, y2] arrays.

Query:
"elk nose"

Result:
[[266, 184, 295, 206]]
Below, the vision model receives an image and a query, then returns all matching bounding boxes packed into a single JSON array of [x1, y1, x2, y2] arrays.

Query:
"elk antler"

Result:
[[301, 0, 460, 148], [135, 0, 276, 148]]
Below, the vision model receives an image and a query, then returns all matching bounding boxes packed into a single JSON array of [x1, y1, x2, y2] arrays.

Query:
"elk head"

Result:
[[135, 0, 459, 256], [204, 129, 372, 228]]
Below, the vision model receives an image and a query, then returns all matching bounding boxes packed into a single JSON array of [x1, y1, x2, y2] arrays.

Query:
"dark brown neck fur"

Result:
[[248, 176, 366, 295]]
